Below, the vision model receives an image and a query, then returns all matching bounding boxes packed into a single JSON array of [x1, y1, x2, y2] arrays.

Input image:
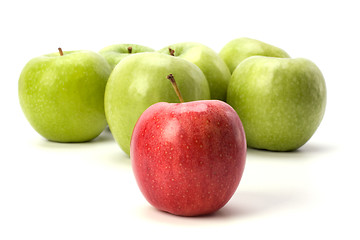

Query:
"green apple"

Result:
[[227, 56, 326, 151], [105, 52, 210, 155], [19, 49, 111, 142], [158, 42, 231, 101], [219, 37, 290, 73], [99, 44, 154, 70]]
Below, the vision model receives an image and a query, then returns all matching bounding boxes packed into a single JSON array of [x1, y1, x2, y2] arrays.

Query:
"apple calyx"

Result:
[[166, 74, 184, 103], [58, 47, 64, 56], [169, 48, 175, 56], [128, 46, 133, 54]]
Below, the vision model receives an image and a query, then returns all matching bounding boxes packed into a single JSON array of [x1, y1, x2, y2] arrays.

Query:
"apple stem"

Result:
[[169, 48, 175, 56], [167, 74, 184, 103], [58, 47, 64, 56], [128, 46, 133, 54]]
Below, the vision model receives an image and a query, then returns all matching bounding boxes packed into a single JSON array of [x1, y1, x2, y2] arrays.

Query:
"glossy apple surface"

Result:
[[227, 56, 326, 151], [19, 50, 111, 142], [105, 52, 210, 155], [99, 44, 154, 70], [219, 37, 290, 73], [131, 100, 247, 216], [158, 42, 231, 101]]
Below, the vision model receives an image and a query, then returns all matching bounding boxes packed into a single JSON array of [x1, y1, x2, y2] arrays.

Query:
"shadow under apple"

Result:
[[246, 142, 337, 161], [33, 128, 114, 149], [136, 186, 309, 226]]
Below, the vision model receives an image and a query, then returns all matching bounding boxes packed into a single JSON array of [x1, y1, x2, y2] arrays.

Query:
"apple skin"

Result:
[[105, 52, 210, 155], [99, 44, 154, 70], [158, 42, 231, 101], [227, 56, 327, 151], [219, 37, 290, 73], [18, 50, 111, 142], [130, 100, 247, 216]]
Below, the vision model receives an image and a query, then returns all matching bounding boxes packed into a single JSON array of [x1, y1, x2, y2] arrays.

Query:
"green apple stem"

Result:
[[58, 48, 64, 56], [169, 48, 175, 56], [167, 74, 184, 103], [128, 46, 133, 53]]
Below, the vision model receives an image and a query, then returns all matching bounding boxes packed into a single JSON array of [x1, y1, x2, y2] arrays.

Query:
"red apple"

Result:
[[130, 75, 247, 216]]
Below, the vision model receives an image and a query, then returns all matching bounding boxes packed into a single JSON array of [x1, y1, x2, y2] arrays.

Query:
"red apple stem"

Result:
[[167, 74, 184, 103], [169, 48, 175, 56], [128, 46, 133, 53], [58, 47, 64, 56]]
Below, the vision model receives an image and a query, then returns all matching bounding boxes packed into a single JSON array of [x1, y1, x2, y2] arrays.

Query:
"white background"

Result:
[[1, 0, 359, 239]]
